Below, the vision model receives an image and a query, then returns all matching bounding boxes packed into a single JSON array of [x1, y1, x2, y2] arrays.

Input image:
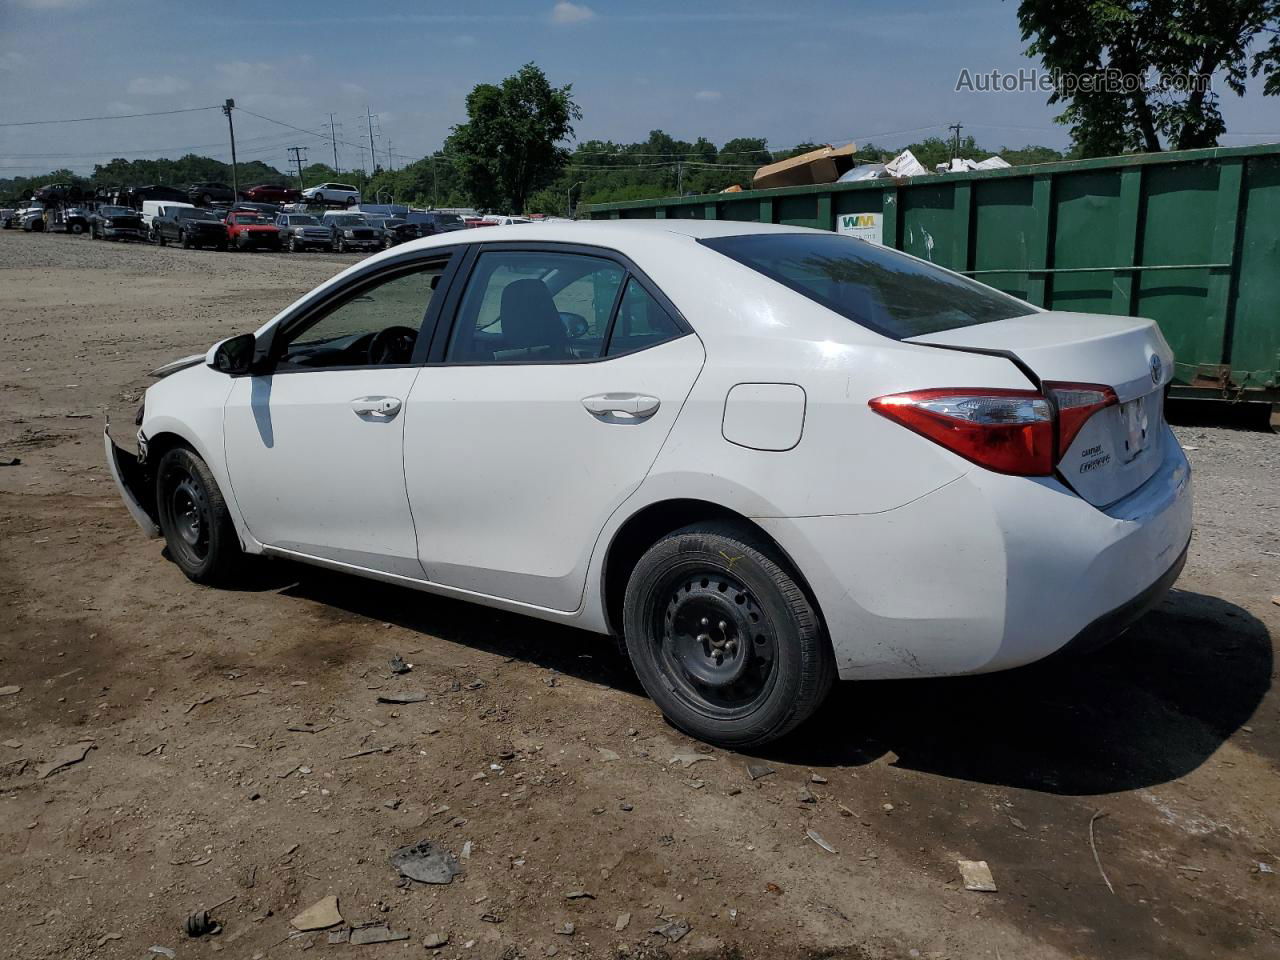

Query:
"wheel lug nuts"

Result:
[[700, 616, 710, 627]]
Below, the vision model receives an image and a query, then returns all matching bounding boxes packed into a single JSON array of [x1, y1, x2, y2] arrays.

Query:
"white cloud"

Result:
[[453, 34, 477, 46], [551, 2, 595, 24], [0, 52, 27, 72], [340, 82, 367, 98], [127, 75, 190, 96], [694, 89, 723, 102], [215, 60, 276, 91]]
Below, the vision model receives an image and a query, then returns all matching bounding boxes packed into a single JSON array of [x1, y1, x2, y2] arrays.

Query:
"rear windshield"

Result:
[[700, 232, 1031, 339]]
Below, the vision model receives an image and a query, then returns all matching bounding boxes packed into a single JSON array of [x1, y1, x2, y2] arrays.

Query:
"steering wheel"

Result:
[[367, 325, 418, 365], [559, 311, 590, 338]]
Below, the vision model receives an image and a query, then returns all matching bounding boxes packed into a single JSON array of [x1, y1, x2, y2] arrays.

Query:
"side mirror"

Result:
[[209, 333, 258, 375]]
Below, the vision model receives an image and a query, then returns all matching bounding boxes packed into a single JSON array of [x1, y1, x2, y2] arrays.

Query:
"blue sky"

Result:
[[1, 0, 1277, 176]]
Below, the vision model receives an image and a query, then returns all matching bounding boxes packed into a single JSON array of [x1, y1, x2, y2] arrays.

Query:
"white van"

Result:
[[141, 200, 194, 229]]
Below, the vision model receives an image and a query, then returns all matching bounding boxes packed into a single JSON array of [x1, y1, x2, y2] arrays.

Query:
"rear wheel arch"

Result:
[[600, 498, 828, 642]]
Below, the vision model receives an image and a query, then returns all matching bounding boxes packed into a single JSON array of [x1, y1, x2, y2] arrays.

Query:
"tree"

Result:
[[1015, 0, 1280, 156], [445, 63, 581, 213]]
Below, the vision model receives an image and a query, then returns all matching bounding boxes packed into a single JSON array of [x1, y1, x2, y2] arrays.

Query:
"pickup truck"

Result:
[[153, 206, 229, 250], [225, 211, 282, 251]]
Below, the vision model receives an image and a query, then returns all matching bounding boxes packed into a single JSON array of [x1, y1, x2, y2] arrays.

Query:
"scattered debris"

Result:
[[3, 739, 21, 749], [390, 839, 461, 885], [620, 802, 634, 812], [0, 685, 21, 696], [185, 910, 220, 938], [565, 890, 594, 900], [149, 948, 176, 959], [423, 933, 449, 949], [328, 930, 350, 945], [651, 919, 691, 942], [746, 763, 775, 781], [377, 691, 429, 704], [287, 722, 328, 734], [798, 787, 818, 804], [1088, 810, 1115, 895], [0, 457, 19, 467], [669, 752, 713, 769], [291, 895, 343, 931], [184, 695, 216, 714], [765, 882, 784, 895], [96, 933, 123, 948], [882, 803, 895, 813], [390, 656, 412, 674], [1258, 862, 1275, 875], [350, 925, 410, 945], [837, 803, 856, 818], [810, 773, 828, 784], [35, 741, 94, 780], [806, 829, 837, 854], [555, 922, 575, 936], [460, 840, 472, 860], [958, 860, 998, 893], [615, 913, 631, 932], [597, 747, 621, 762]]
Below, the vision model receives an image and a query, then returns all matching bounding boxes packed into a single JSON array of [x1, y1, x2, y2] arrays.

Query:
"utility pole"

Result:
[[431, 155, 438, 208], [676, 161, 684, 196], [948, 122, 964, 163], [222, 99, 239, 198], [386, 139, 393, 173], [566, 180, 584, 219], [327, 112, 341, 172], [366, 106, 377, 174], [287, 146, 307, 190]]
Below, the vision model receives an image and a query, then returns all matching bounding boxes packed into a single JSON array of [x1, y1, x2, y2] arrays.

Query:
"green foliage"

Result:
[[1014, 0, 1280, 155], [444, 63, 581, 213]]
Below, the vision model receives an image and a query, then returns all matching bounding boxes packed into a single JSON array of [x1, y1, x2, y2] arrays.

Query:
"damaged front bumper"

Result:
[[105, 421, 159, 537]]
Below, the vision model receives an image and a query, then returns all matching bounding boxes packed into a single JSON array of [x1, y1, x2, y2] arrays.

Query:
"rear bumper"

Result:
[[104, 425, 159, 537], [758, 425, 1192, 680]]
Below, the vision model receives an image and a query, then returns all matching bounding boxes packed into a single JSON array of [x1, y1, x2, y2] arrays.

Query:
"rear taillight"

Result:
[[870, 389, 1055, 475], [1043, 381, 1118, 452], [871, 382, 1119, 476]]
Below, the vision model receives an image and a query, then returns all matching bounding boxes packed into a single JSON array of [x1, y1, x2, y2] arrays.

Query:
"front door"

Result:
[[403, 245, 705, 611], [223, 254, 454, 578]]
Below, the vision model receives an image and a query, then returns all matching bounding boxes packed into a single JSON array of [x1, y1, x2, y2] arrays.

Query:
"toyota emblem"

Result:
[[1150, 355, 1163, 385]]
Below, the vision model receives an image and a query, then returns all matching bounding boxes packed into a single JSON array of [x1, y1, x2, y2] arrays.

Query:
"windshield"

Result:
[[100, 206, 132, 217], [177, 209, 220, 221], [363, 218, 387, 228], [328, 215, 363, 226], [288, 215, 319, 225], [236, 215, 272, 224], [699, 232, 1032, 339]]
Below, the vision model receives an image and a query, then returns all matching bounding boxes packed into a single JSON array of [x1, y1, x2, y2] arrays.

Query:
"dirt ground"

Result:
[[1, 230, 1278, 960]]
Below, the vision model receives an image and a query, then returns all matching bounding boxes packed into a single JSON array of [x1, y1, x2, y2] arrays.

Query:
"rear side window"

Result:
[[700, 233, 1031, 339], [606, 278, 682, 357]]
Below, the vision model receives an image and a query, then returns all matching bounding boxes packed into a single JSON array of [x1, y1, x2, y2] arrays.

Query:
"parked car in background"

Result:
[[0, 208, 15, 229], [360, 215, 417, 247], [55, 207, 92, 234], [320, 211, 381, 252], [243, 183, 302, 204], [225, 211, 282, 251], [89, 205, 147, 241], [464, 216, 497, 228], [402, 211, 465, 236], [107, 220, 1192, 748], [231, 201, 280, 217], [19, 208, 44, 232], [274, 213, 333, 252], [189, 182, 237, 207], [302, 182, 360, 206], [141, 200, 193, 230], [153, 206, 228, 249], [122, 184, 189, 209], [482, 215, 533, 226]]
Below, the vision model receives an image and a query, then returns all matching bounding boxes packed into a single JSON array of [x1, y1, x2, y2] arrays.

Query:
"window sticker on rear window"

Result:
[[700, 233, 1032, 339]]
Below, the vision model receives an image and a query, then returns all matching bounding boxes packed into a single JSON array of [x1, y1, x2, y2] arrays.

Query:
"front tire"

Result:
[[622, 522, 835, 748], [155, 447, 243, 585]]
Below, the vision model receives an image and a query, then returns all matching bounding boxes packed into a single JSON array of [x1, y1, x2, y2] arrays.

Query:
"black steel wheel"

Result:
[[622, 521, 835, 747], [155, 446, 243, 585]]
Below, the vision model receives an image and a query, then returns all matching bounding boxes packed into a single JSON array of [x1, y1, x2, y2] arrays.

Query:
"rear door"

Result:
[[910, 311, 1174, 506], [402, 243, 705, 611]]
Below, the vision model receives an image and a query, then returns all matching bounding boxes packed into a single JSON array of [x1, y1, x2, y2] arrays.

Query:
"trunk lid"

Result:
[[908, 311, 1174, 507]]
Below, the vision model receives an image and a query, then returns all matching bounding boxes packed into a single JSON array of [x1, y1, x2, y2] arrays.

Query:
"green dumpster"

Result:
[[585, 143, 1280, 403]]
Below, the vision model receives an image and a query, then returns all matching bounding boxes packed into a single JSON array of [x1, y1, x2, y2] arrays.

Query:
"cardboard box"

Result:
[[752, 143, 858, 190]]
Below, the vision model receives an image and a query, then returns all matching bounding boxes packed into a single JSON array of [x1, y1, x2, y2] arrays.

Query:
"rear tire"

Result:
[[155, 447, 244, 586], [621, 521, 835, 748]]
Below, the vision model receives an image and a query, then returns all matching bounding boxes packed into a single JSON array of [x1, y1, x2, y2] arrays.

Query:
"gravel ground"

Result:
[[1, 231, 1278, 960]]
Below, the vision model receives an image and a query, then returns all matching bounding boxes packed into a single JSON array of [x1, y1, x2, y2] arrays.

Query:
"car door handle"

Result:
[[582, 393, 660, 421], [351, 396, 402, 418]]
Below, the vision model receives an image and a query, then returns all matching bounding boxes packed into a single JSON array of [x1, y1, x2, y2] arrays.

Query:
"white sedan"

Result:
[[107, 221, 1192, 747]]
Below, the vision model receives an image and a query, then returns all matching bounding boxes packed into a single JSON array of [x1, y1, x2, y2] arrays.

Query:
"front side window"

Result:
[[276, 258, 450, 369], [700, 232, 1032, 339], [446, 251, 624, 362]]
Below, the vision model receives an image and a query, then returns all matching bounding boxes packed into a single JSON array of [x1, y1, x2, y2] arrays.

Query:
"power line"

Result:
[[0, 105, 221, 128]]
